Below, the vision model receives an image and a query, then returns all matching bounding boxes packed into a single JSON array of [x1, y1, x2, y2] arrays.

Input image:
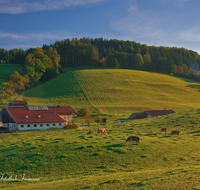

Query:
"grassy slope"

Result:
[[0, 64, 23, 109], [0, 109, 200, 189], [22, 69, 200, 115], [0, 64, 23, 90]]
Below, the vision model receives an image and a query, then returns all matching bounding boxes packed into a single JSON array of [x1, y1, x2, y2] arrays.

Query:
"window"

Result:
[[21, 125, 24, 128], [40, 124, 43, 127], [59, 123, 61, 126], [27, 125, 30, 127], [64, 116, 66, 119], [67, 116, 70, 119], [34, 124, 37, 127], [46, 124, 49, 126], [53, 124, 55, 126]]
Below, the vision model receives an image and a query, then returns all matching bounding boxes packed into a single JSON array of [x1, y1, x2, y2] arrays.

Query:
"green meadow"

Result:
[[2, 69, 200, 189], [0, 64, 23, 90], [21, 69, 200, 115], [0, 109, 200, 189]]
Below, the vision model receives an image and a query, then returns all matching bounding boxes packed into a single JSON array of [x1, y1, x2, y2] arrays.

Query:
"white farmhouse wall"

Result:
[[2, 123, 18, 131], [17, 123, 64, 131]]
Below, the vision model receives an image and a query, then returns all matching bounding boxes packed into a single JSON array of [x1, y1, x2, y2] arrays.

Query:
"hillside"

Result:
[[0, 109, 200, 189], [21, 69, 200, 115], [0, 64, 23, 90]]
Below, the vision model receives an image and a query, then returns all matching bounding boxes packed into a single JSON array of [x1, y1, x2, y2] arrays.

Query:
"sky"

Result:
[[0, 0, 200, 54]]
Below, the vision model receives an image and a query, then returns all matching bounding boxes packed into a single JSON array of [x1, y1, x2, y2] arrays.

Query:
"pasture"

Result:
[[0, 109, 200, 189], [0, 64, 23, 90], [20, 69, 200, 115]]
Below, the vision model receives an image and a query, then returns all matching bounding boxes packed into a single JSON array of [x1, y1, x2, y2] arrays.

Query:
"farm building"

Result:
[[129, 109, 175, 119], [11, 100, 27, 106], [2, 105, 76, 131], [115, 109, 175, 123]]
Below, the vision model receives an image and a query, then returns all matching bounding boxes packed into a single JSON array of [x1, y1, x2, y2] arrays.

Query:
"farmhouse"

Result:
[[2, 105, 76, 131]]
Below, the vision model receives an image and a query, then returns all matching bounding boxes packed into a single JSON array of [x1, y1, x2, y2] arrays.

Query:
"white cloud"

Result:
[[109, 1, 200, 54], [0, 30, 79, 43], [0, 0, 104, 14], [178, 27, 200, 42]]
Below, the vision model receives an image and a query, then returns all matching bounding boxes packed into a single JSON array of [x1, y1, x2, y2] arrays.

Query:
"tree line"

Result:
[[0, 37, 200, 102], [0, 47, 61, 103]]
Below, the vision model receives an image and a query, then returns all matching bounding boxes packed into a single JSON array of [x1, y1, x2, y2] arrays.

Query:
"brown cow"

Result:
[[170, 130, 180, 136], [161, 128, 167, 134], [125, 136, 140, 145], [97, 128, 107, 134], [87, 131, 92, 135]]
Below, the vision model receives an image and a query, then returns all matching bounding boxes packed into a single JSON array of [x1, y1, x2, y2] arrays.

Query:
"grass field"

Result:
[[21, 69, 200, 115], [0, 64, 23, 90], [0, 109, 200, 189]]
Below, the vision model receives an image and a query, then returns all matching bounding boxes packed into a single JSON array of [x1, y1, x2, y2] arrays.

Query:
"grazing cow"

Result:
[[170, 130, 180, 136], [125, 136, 140, 145], [161, 128, 167, 134], [87, 131, 92, 135], [97, 128, 107, 134]]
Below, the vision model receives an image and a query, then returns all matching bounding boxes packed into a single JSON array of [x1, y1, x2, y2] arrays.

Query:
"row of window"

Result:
[[20, 123, 62, 128]]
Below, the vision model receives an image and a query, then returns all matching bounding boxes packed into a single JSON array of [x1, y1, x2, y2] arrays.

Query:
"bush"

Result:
[[78, 107, 91, 117], [64, 123, 78, 129]]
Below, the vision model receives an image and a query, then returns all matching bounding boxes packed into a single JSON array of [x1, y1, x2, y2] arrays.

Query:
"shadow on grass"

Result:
[[25, 153, 41, 158], [144, 133, 157, 137], [55, 155, 66, 159], [160, 135, 171, 138], [102, 143, 125, 149], [25, 146, 37, 151], [129, 181, 145, 187], [187, 130, 200, 134], [78, 135, 86, 139], [187, 84, 200, 91], [74, 146, 85, 150], [99, 179, 123, 185]]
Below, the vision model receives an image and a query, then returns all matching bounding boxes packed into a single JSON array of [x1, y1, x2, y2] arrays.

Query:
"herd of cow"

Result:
[[87, 127, 180, 145]]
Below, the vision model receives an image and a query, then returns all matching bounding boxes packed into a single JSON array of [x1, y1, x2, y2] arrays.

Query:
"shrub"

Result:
[[64, 123, 78, 129], [78, 107, 91, 117]]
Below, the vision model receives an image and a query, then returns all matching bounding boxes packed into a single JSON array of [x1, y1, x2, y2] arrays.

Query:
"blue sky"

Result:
[[0, 0, 200, 54]]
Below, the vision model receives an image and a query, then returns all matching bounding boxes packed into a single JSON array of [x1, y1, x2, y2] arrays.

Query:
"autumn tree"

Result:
[[91, 46, 99, 66], [78, 107, 91, 117], [94, 116, 102, 125], [8, 71, 24, 92]]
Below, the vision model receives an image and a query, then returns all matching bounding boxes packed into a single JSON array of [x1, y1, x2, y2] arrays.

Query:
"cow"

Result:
[[97, 128, 107, 134], [87, 131, 92, 135], [170, 130, 180, 136], [161, 128, 167, 134], [125, 136, 140, 145]]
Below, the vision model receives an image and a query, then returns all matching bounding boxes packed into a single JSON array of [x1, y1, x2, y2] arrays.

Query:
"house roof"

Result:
[[12, 100, 27, 106], [49, 106, 76, 115], [145, 110, 175, 116], [6, 107, 65, 124], [128, 112, 147, 119], [129, 109, 175, 119]]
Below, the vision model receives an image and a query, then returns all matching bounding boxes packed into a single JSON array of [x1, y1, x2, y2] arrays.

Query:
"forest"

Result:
[[0, 37, 200, 102]]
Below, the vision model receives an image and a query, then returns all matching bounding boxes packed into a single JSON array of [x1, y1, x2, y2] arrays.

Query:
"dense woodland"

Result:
[[1, 37, 200, 102]]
